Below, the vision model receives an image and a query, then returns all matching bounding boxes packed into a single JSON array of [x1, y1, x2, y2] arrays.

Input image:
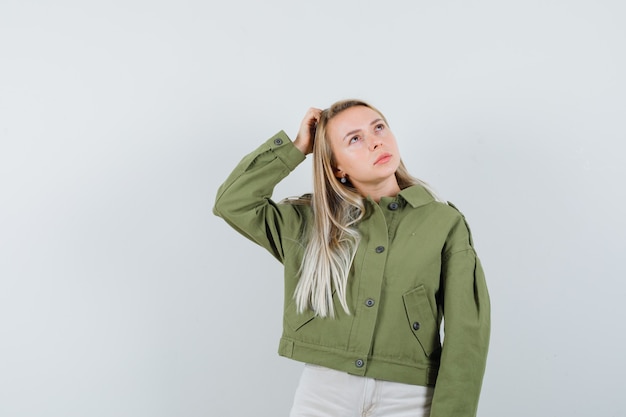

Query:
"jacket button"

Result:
[[388, 202, 399, 210], [365, 298, 375, 307], [355, 359, 364, 368], [412, 322, 421, 331], [375, 246, 385, 253], [273, 138, 283, 145]]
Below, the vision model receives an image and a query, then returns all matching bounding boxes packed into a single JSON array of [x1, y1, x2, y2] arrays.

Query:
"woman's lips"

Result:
[[374, 153, 392, 165]]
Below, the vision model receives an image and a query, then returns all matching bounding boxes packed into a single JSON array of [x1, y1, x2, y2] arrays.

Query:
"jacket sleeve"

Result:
[[212, 131, 307, 263], [430, 209, 491, 417]]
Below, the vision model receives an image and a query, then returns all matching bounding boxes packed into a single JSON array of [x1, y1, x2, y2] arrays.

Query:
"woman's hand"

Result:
[[293, 107, 322, 155]]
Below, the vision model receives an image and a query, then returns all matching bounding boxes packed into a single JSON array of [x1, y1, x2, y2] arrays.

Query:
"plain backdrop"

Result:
[[1, 1, 625, 416]]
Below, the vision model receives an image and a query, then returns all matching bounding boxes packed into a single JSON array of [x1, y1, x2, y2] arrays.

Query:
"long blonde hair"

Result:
[[291, 99, 440, 317]]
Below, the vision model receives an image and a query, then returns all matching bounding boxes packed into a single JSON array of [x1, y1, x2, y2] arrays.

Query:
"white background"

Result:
[[1, 1, 625, 416]]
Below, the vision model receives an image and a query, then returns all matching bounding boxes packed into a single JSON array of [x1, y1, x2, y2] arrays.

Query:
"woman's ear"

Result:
[[333, 167, 344, 179]]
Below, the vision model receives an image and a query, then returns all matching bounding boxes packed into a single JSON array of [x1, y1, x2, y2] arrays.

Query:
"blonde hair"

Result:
[[290, 99, 441, 317]]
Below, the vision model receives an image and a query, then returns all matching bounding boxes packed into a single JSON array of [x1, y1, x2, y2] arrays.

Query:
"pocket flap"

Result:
[[284, 300, 316, 331], [402, 285, 440, 357]]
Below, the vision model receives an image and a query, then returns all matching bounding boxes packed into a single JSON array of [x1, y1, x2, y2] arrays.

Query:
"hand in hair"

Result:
[[294, 107, 322, 155]]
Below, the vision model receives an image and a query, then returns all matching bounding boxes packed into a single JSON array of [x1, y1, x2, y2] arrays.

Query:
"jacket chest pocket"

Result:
[[402, 285, 441, 357]]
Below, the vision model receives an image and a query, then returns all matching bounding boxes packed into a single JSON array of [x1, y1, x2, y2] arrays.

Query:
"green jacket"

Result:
[[213, 131, 490, 417]]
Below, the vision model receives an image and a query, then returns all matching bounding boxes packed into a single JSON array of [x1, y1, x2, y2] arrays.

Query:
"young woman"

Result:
[[213, 99, 490, 417]]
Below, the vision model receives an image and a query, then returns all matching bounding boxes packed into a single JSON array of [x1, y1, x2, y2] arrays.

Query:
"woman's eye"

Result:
[[349, 136, 359, 144], [375, 124, 384, 131]]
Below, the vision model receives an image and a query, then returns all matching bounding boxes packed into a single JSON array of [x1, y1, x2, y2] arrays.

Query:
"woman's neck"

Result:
[[354, 178, 401, 203]]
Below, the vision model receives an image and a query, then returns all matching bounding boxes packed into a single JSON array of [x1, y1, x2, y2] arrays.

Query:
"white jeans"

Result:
[[289, 364, 433, 417]]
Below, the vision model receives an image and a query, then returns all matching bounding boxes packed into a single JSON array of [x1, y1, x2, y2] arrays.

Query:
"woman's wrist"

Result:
[[293, 139, 310, 155]]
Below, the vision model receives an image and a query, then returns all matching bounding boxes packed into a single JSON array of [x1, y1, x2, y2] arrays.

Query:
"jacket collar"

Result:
[[398, 184, 435, 208], [363, 184, 435, 212]]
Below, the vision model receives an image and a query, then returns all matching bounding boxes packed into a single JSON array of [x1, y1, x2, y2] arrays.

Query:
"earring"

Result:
[[340, 176, 347, 184]]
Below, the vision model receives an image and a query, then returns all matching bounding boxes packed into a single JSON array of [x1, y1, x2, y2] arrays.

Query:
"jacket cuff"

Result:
[[268, 131, 306, 171]]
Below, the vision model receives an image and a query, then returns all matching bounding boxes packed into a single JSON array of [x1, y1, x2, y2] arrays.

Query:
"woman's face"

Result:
[[326, 105, 401, 191]]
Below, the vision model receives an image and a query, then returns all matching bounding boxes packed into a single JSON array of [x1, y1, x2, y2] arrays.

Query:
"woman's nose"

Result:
[[368, 138, 383, 151]]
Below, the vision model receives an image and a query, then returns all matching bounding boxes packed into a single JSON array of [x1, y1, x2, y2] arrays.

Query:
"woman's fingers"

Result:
[[294, 107, 322, 155]]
